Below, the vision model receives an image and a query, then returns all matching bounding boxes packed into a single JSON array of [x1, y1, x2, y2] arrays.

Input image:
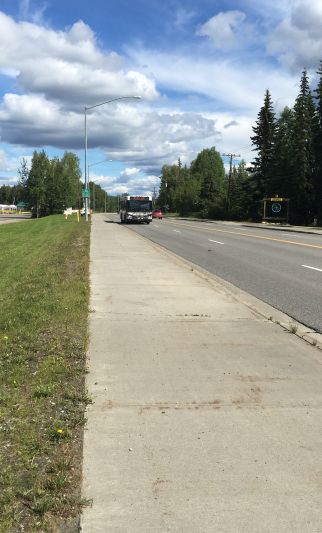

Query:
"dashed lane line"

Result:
[[208, 239, 224, 245], [165, 220, 322, 250], [302, 265, 322, 272]]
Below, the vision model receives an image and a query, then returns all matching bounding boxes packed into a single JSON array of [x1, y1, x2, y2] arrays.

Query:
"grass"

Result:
[[0, 215, 90, 532]]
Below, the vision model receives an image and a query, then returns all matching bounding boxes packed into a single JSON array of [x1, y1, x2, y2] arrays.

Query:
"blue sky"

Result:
[[1, 0, 322, 196]]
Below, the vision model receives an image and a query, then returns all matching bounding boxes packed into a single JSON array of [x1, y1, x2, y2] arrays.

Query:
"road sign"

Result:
[[82, 188, 90, 198]]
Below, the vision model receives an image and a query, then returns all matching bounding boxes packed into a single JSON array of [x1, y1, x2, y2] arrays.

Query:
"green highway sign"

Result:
[[82, 188, 90, 198]]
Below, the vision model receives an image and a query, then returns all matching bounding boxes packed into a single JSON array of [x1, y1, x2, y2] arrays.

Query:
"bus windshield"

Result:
[[127, 200, 152, 212]]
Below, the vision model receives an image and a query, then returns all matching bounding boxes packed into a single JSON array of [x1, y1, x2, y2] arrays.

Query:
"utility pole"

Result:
[[222, 152, 240, 216]]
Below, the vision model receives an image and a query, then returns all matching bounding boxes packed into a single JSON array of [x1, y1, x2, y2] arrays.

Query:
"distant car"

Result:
[[152, 209, 163, 219]]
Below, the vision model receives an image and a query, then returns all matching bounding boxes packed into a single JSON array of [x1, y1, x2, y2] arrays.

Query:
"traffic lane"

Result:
[[125, 216, 322, 280], [0, 214, 32, 224], [158, 220, 322, 277], [110, 213, 322, 245], [135, 217, 322, 274], [163, 218, 322, 248], [125, 218, 322, 332]]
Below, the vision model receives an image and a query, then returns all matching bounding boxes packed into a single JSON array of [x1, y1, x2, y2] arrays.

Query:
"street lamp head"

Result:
[[85, 95, 142, 111]]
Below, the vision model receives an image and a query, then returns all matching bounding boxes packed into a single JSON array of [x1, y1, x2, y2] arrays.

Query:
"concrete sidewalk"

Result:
[[81, 214, 322, 533]]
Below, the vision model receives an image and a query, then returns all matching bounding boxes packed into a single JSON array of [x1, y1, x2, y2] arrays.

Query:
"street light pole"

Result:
[[84, 107, 88, 221], [84, 95, 141, 222]]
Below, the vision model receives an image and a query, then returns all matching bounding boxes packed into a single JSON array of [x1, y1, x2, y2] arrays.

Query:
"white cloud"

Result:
[[120, 167, 140, 180], [267, 0, 322, 71], [128, 47, 299, 114], [0, 12, 158, 107], [196, 11, 246, 49], [89, 170, 159, 196], [0, 3, 313, 194], [111, 173, 160, 196], [0, 92, 219, 174]]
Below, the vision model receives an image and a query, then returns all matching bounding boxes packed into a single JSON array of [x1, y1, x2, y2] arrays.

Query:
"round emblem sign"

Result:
[[271, 202, 282, 213]]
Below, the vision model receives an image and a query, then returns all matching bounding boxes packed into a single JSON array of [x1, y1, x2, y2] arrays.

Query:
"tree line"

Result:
[[157, 149, 250, 220], [0, 150, 117, 217], [157, 62, 322, 225], [250, 63, 322, 224], [17, 151, 83, 217]]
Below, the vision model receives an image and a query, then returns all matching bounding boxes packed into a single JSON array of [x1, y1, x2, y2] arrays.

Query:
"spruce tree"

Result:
[[251, 89, 277, 206], [273, 106, 295, 198], [229, 160, 249, 220], [292, 69, 315, 223], [313, 61, 322, 224]]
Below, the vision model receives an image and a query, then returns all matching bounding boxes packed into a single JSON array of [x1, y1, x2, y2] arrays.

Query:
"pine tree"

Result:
[[313, 61, 322, 224], [229, 160, 249, 220], [273, 106, 295, 198], [250, 90, 277, 215], [292, 69, 315, 223]]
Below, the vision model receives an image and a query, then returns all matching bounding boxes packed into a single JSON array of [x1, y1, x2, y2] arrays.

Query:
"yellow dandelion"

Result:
[[57, 428, 63, 434]]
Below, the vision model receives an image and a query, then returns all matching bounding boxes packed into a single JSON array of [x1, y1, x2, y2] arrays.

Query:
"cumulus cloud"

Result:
[[0, 10, 222, 182], [0, 12, 158, 108], [119, 168, 140, 181], [196, 11, 246, 49], [267, 0, 322, 71], [0, 92, 219, 173], [89, 169, 159, 196]]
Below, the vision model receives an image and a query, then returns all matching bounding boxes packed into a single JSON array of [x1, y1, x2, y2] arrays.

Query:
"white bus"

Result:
[[119, 195, 152, 224]]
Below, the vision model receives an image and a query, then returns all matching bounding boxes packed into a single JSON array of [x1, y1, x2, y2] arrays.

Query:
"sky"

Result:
[[1, 0, 322, 197]]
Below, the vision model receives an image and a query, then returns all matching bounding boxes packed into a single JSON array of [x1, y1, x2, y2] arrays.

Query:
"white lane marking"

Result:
[[208, 239, 224, 245], [302, 265, 322, 272], [173, 230, 181, 233], [154, 225, 159, 228]]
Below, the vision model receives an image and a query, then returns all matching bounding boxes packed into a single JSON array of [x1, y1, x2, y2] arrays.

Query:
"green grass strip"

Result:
[[0, 215, 90, 532]]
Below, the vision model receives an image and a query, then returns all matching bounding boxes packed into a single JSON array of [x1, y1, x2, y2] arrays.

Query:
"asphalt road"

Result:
[[108, 215, 322, 333], [0, 214, 31, 224]]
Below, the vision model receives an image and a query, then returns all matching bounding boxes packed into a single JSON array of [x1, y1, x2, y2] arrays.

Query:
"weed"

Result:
[[290, 323, 298, 334], [33, 385, 53, 398]]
